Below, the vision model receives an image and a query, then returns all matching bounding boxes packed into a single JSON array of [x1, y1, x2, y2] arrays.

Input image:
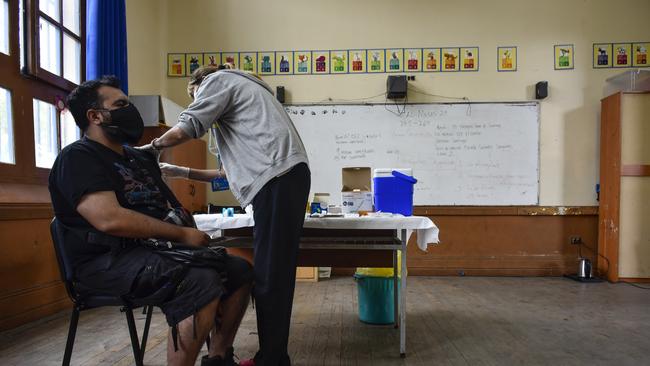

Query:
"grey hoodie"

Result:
[[176, 70, 309, 207]]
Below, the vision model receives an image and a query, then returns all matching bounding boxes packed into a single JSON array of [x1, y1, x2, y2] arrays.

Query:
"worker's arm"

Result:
[[159, 163, 226, 182], [189, 168, 226, 182], [151, 125, 193, 150], [76, 191, 209, 246]]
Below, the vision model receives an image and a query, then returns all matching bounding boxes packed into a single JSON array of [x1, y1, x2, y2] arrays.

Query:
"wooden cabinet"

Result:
[[139, 126, 207, 213], [599, 92, 650, 282]]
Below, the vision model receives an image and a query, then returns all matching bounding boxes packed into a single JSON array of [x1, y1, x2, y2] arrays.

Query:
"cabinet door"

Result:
[[618, 94, 650, 278], [168, 138, 207, 213]]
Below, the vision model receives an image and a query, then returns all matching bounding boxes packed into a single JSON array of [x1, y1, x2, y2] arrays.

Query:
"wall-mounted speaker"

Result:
[[535, 81, 548, 100], [387, 75, 407, 99], [276, 86, 285, 104]]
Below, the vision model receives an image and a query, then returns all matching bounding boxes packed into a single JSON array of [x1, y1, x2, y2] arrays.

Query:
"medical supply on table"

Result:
[[373, 168, 417, 216], [327, 205, 343, 216], [310, 202, 323, 214]]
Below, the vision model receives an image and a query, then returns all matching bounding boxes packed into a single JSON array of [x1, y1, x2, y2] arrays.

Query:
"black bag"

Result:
[[141, 238, 227, 271], [123, 147, 228, 270]]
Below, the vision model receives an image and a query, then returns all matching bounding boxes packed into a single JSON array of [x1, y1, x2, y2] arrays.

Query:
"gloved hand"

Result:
[[159, 162, 190, 179], [135, 139, 162, 161]]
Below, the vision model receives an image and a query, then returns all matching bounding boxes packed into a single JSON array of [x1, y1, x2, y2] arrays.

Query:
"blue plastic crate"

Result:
[[373, 170, 417, 216]]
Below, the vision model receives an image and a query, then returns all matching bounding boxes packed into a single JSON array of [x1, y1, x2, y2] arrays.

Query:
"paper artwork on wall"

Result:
[[258, 52, 275, 75], [367, 49, 385, 73], [348, 50, 367, 73], [294, 51, 311, 74], [167, 53, 186, 77], [554, 44, 574, 70], [386, 49, 404, 72], [632, 42, 648, 67], [222, 52, 239, 69], [404, 48, 422, 72], [330, 50, 348, 74], [275, 52, 293, 74], [592, 44, 612, 68], [203, 53, 221, 67], [239, 52, 257, 73], [441, 48, 460, 71], [422, 48, 440, 72], [312, 51, 330, 74], [186, 53, 204, 76], [460, 47, 479, 71], [612, 43, 632, 68], [497, 46, 517, 71]]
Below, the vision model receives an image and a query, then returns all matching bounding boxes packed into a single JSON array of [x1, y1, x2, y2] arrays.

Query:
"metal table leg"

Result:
[[393, 246, 399, 329], [400, 229, 407, 358]]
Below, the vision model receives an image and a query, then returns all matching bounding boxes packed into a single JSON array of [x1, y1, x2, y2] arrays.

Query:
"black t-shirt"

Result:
[[48, 137, 170, 269]]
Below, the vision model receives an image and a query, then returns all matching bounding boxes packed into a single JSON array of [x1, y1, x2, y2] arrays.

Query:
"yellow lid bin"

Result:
[[355, 250, 405, 278]]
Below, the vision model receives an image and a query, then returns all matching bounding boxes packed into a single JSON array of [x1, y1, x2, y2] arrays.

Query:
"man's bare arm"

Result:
[[76, 191, 208, 246]]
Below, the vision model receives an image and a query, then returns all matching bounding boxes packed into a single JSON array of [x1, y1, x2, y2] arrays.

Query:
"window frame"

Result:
[[23, 0, 85, 92], [0, 0, 84, 185]]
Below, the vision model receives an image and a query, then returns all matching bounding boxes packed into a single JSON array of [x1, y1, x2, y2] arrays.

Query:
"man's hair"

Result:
[[67, 76, 121, 131]]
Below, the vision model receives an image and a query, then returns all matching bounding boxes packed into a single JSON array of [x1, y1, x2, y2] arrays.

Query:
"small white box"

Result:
[[341, 191, 373, 213]]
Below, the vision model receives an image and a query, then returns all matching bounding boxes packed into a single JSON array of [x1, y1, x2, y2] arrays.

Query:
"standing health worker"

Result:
[[143, 66, 310, 366]]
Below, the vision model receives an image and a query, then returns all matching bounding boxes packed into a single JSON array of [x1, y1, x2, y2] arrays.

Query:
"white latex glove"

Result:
[[159, 162, 190, 179]]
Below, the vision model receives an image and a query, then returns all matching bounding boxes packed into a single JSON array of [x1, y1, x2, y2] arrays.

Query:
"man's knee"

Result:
[[223, 255, 254, 296]]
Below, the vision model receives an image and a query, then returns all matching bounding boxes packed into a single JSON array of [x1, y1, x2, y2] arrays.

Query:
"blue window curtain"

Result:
[[86, 0, 128, 94]]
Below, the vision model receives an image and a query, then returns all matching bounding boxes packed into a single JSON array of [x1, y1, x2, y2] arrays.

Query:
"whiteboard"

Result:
[[287, 102, 540, 206]]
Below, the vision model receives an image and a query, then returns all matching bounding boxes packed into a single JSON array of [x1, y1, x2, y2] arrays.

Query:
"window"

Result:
[[0, 0, 85, 183], [0, 86, 14, 164], [33, 0, 83, 88], [32, 99, 80, 169], [33, 98, 58, 168], [0, 0, 8, 55], [60, 108, 79, 148]]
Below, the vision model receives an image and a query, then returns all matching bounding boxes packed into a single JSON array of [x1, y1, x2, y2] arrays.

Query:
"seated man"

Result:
[[48, 76, 253, 366]]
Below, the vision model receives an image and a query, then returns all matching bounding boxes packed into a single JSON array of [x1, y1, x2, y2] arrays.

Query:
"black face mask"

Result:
[[98, 103, 145, 145]]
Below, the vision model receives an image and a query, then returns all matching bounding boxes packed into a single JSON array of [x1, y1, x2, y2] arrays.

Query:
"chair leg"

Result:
[[140, 305, 153, 358], [124, 307, 144, 366], [62, 307, 80, 366]]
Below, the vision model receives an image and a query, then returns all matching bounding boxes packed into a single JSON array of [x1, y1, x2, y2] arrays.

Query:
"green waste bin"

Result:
[[354, 274, 400, 324]]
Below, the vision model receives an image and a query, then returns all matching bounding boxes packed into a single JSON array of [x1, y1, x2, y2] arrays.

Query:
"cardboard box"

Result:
[[341, 167, 373, 213]]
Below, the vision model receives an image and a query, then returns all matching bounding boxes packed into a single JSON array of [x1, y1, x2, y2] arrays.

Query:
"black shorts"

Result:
[[128, 252, 253, 326]]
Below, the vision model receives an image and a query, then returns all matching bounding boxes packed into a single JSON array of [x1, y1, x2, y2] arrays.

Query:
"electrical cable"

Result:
[[317, 91, 387, 104], [407, 86, 471, 115], [577, 241, 650, 290]]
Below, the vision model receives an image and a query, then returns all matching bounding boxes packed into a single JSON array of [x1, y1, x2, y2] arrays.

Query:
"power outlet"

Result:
[[570, 236, 582, 245]]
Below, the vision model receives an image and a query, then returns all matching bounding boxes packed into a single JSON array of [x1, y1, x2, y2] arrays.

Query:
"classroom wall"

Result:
[[126, 0, 650, 207]]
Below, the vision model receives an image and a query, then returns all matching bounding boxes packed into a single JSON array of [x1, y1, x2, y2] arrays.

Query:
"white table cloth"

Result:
[[195, 213, 439, 251]]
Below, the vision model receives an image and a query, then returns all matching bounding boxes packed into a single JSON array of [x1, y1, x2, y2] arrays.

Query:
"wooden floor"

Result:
[[1, 277, 650, 365]]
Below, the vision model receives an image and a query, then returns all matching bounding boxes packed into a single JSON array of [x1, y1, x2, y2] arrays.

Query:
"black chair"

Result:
[[50, 218, 154, 366]]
